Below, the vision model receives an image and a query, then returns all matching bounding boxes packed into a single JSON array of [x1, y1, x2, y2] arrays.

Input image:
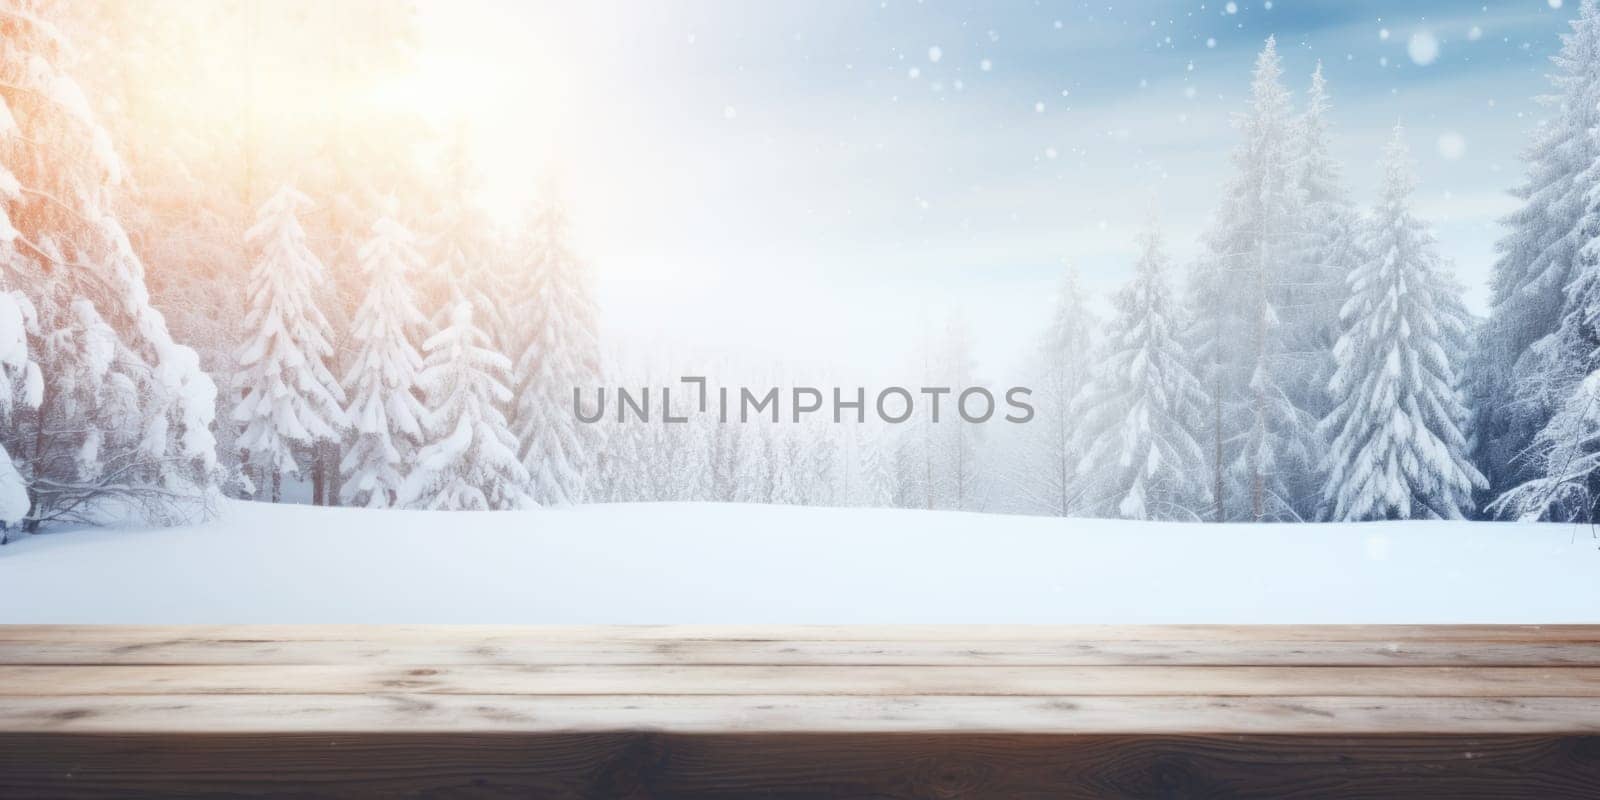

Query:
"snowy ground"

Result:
[[1, 500, 1597, 624]]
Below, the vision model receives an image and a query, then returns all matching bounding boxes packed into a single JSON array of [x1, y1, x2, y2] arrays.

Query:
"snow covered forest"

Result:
[[7, 0, 1600, 537]]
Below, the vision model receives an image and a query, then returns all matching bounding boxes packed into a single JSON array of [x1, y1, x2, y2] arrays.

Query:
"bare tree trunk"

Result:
[[325, 443, 342, 507]]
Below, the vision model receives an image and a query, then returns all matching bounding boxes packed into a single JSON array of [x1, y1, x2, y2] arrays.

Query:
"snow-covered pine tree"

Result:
[[65, 0, 254, 396], [1469, 0, 1600, 499], [1186, 36, 1318, 521], [735, 418, 775, 504], [1282, 62, 1362, 511], [231, 185, 345, 501], [1322, 128, 1485, 521], [768, 425, 804, 506], [857, 425, 898, 507], [1492, 280, 1600, 520], [891, 422, 927, 509], [1, 0, 218, 531], [701, 415, 743, 502], [799, 420, 840, 505], [585, 345, 647, 503], [1078, 225, 1208, 520], [338, 216, 428, 508], [593, 417, 644, 502], [0, 290, 40, 535], [401, 297, 531, 510], [934, 313, 984, 510], [511, 185, 602, 506], [430, 123, 512, 351], [1011, 265, 1096, 515], [1491, 117, 1600, 521]]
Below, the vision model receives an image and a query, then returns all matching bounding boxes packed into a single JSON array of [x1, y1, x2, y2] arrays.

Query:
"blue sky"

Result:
[[421, 0, 1580, 374]]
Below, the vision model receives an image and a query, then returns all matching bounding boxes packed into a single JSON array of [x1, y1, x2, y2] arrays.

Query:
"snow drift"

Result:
[[1, 500, 1595, 624]]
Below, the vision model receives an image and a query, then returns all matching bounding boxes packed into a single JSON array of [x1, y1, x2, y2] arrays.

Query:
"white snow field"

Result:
[[1, 500, 1597, 624]]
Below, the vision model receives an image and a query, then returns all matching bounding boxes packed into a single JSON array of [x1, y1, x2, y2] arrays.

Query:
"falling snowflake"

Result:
[[1468, 25, 1483, 41], [1550, 0, 1564, 8], [722, 105, 737, 120], [1408, 31, 1439, 65], [1045, 146, 1059, 160], [927, 46, 943, 63], [1034, 101, 1045, 112], [1206, 37, 1217, 48], [908, 67, 921, 79], [980, 58, 993, 71], [1224, 1, 1238, 14]]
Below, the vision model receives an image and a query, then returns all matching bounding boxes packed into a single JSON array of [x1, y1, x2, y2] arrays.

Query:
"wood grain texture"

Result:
[[5, 693, 1600, 735], [5, 663, 1600, 696], [3, 732, 1600, 799], [6, 625, 1600, 797], [7, 634, 1600, 666]]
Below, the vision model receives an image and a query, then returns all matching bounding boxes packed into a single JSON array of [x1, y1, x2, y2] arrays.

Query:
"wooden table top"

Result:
[[7, 625, 1600, 797], [4, 624, 1600, 736]]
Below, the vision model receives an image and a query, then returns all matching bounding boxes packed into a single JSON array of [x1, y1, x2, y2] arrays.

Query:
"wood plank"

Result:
[[3, 693, 1600, 734], [2, 623, 1594, 642], [7, 664, 1600, 697], [6, 732, 1600, 800], [6, 635, 1599, 665], [4, 626, 1600, 796]]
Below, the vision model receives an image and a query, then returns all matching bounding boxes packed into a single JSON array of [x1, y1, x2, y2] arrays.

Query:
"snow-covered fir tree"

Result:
[[798, 419, 841, 505], [430, 124, 512, 350], [1078, 226, 1209, 520], [893, 313, 987, 511], [1469, 0, 1600, 500], [592, 416, 645, 502], [933, 314, 984, 510], [511, 185, 603, 506], [1283, 63, 1361, 489], [1491, 113, 1600, 521], [338, 216, 428, 508], [734, 418, 776, 503], [231, 185, 345, 501], [585, 345, 649, 503], [1186, 36, 1319, 522], [1492, 279, 1600, 521], [402, 296, 532, 510], [1007, 265, 1096, 516], [0, 290, 40, 534], [1322, 128, 1484, 521], [0, 0, 218, 531], [856, 425, 898, 507], [768, 425, 805, 505]]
